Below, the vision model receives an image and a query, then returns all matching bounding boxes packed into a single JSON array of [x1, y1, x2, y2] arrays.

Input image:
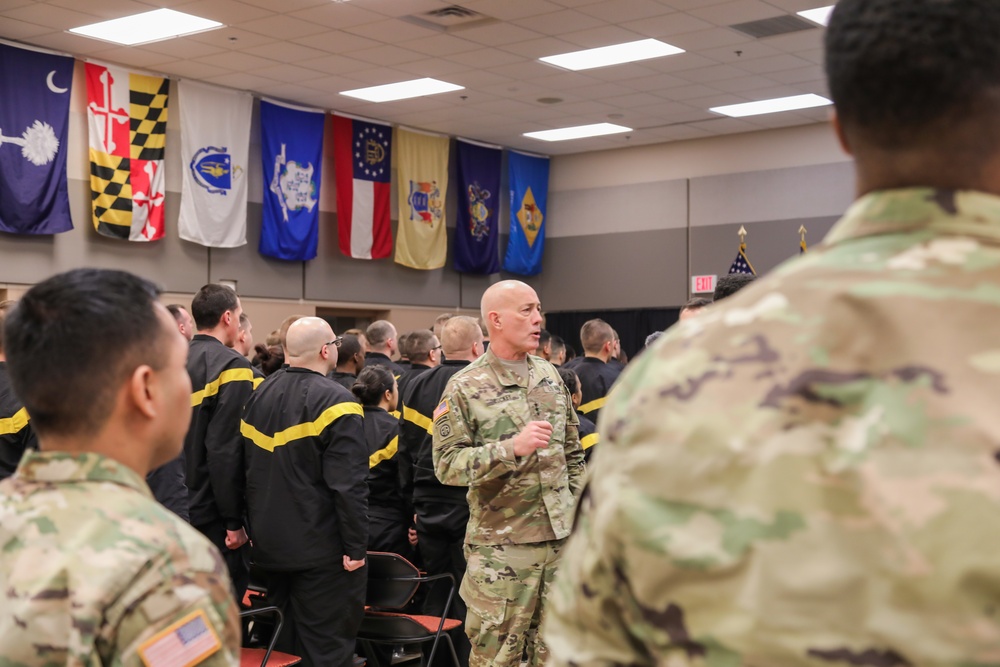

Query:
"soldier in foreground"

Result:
[[433, 280, 585, 667], [0, 269, 239, 665], [545, 1, 1000, 665]]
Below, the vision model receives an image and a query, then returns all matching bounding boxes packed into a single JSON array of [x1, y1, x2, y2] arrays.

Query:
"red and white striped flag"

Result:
[[333, 114, 392, 260]]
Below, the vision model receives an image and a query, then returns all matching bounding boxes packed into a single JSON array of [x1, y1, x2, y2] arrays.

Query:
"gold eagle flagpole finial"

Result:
[[738, 225, 748, 251], [799, 224, 808, 253]]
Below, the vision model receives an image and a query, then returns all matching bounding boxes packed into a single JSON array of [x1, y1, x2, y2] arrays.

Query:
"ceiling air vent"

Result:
[[403, 5, 497, 32], [730, 15, 817, 39]]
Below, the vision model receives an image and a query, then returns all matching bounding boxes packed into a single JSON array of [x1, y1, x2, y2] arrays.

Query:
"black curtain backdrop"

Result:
[[545, 307, 681, 361]]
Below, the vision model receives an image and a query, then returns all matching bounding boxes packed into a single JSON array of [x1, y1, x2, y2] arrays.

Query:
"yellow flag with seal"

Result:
[[395, 127, 449, 270]]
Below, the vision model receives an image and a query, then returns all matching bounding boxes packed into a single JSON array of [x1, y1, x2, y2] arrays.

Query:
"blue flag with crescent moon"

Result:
[[454, 140, 502, 274], [503, 151, 549, 276], [0, 43, 74, 234]]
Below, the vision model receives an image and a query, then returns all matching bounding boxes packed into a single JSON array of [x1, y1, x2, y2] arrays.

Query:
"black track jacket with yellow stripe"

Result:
[[398, 359, 471, 507], [184, 334, 255, 530], [242, 367, 369, 570], [0, 362, 36, 481]]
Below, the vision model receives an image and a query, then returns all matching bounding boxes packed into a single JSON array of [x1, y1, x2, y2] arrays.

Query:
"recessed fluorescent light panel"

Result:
[[710, 93, 832, 118], [69, 9, 222, 46], [524, 123, 632, 142], [340, 78, 464, 103], [797, 5, 834, 26], [540, 39, 684, 71]]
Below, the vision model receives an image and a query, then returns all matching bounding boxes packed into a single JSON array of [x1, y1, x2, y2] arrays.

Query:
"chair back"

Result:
[[365, 551, 421, 609]]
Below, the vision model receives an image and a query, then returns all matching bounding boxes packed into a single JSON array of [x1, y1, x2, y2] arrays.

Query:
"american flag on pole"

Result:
[[137, 610, 222, 667], [729, 242, 756, 275]]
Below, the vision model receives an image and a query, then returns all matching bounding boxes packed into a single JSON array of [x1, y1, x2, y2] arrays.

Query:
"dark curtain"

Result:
[[545, 307, 680, 361]]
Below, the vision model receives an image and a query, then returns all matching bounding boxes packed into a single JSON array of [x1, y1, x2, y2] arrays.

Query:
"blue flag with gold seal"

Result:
[[503, 151, 549, 276], [454, 139, 501, 274]]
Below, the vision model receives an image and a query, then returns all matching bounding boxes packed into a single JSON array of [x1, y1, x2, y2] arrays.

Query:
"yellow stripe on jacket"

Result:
[[369, 435, 399, 468], [191, 368, 256, 407], [0, 407, 29, 436], [241, 402, 364, 453]]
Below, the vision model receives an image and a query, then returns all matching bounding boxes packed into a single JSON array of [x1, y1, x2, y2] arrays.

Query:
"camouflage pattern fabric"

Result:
[[543, 188, 1000, 667], [0, 451, 240, 666], [462, 541, 563, 667], [433, 347, 585, 545]]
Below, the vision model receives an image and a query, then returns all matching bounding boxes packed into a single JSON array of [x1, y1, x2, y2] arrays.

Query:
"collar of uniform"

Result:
[[366, 352, 391, 361], [484, 347, 535, 388], [580, 356, 605, 365], [825, 188, 1000, 246], [284, 366, 324, 377], [15, 450, 151, 496], [442, 359, 470, 367]]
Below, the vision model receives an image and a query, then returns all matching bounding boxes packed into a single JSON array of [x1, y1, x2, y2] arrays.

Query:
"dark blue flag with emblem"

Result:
[[729, 242, 756, 275], [260, 99, 325, 261], [0, 43, 73, 235], [503, 151, 549, 276], [454, 139, 502, 274]]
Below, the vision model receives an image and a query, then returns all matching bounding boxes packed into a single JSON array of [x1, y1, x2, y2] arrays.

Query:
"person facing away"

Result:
[[564, 318, 622, 425], [0, 299, 37, 482], [432, 280, 585, 667], [399, 315, 485, 667], [544, 1, 1000, 665], [0, 269, 239, 666], [558, 367, 598, 463], [242, 317, 368, 667], [184, 283, 255, 602], [352, 365, 411, 557], [397, 329, 442, 405], [365, 319, 406, 376], [330, 333, 366, 392]]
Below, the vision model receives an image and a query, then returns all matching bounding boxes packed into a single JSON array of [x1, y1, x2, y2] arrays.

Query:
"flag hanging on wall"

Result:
[[86, 62, 168, 241], [0, 43, 73, 235], [454, 139, 501, 275], [259, 99, 325, 261], [395, 127, 449, 270], [503, 151, 549, 276], [178, 81, 252, 248], [333, 114, 392, 260]]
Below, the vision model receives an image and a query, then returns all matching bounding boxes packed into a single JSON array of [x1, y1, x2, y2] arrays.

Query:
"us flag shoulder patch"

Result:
[[433, 400, 450, 421], [138, 609, 222, 667]]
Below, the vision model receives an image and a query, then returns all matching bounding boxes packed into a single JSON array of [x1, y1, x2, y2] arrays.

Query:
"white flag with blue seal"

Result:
[[178, 80, 252, 248]]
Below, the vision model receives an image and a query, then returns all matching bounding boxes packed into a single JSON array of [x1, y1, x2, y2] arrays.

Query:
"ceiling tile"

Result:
[[45, 0, 150, 20], [289, 3, 388, 30], [559, 25, 646, 48], [393, 57, 475, 78], [499, 36, 580, 60], [22, 30, 116, 55], [673, 64, 748, 83], [452, 22, 544, 47], [173, 0, 274, 23], [578, 0, 675, 23], [194, 50, 278, 71], [344, 18, 440, 43], [156, 59, 232, 79], [441, 68, 514, 89], [711, 74, 780, 93], [236, 0, 327, 11], [510, 9, 604, 36], [486, 60, 557, 81], [0, 0, 35, 10], [292, 32, 382, 55], [87, 46, 179, 69], [339, 66, 419, 86], [443, 47, 524, 69], [0, 17, 54, 39], [668, 27, 752, 51], [185, 26, 277, 50], [461, 0, 565, 21], [236, 14, 331, 39], [3, 3, 101, 29], [396, 34, 480, 57], [737, 53, 812, 74], [349, 44, 426, 67], [767, 64, 824, 85], [255, 63, 327, 83], [205, 70, 279, 89], [139, 36, 227, 59], [688, 0, 785, 25], [362, 0, 446, 18], [526, 70, 603, 91], [241, 41, 329, 64], [619, 12, 712, 38], [296, 53, 371, 76]]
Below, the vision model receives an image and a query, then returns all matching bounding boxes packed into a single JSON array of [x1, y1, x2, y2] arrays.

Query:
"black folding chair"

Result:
[[357, 551, 462, 667], [239, 605, 302, 667]]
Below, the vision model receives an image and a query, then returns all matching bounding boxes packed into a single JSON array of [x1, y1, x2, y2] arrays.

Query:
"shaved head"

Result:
[[442, 316, 484, 356], [481, 280, 543, 358], [285, 317, 335, 361]]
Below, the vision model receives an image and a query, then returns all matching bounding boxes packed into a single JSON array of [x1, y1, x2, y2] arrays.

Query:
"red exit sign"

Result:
[[691, 275, 717, 294]]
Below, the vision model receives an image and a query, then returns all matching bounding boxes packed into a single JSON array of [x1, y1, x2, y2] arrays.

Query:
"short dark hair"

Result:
[[558, 367, 580, 396], [713, 274, 756, 302], [407, 330, 437, 362], [538, 329, 551, 348], [191, 284, 239, 331], [580, 319, 614, 354], [352, 365, 395, 407], [826, 0, 1000, 150], [338, 334, 362, 363], [397, 332, 412, 359], [4, 269, 168, 436], [550, 335, 565, 356], [682, 297, 712, 312], [366, 320, 395, 349]]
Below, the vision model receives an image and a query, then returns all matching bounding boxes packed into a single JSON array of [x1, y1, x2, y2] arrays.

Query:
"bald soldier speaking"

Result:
[[432, 280, 585, 667]]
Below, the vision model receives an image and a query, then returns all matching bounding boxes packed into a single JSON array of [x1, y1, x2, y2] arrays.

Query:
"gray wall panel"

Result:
[[548, 179, 689, 237], [208, 201, 304, 299], [0, 179, 209, 292], [690, 215, 840, 281], [538, 228, 689, 311], [690, 162, 854, 227]]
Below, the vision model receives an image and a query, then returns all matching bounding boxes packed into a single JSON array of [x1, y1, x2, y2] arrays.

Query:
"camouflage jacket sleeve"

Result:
[[107, 545, 241, 666], [561, 380, 586, 498], [432, 380, 518, 487]]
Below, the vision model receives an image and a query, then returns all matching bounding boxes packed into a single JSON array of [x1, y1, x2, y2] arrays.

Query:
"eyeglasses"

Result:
[[325, 337, 343, 348], [431, 345, 442, 351]]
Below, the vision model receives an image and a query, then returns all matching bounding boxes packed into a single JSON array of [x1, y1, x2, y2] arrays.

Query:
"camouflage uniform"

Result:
[[433, 348, 585, 667], [544, 188, 1000, 666], [0, 451, 240, 666]]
